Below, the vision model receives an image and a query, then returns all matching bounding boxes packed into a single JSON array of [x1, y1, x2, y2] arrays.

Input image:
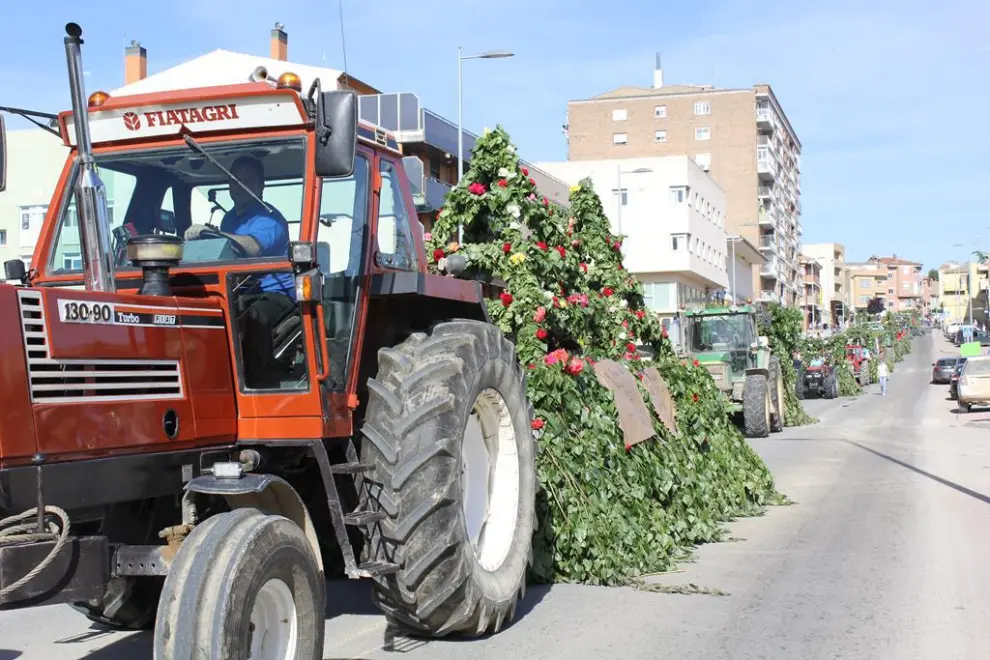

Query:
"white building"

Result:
[[536, 155, 729, 318], [0, 129, 71, 270], [726, 235, 765, 304], [801, 242, 848, 326]]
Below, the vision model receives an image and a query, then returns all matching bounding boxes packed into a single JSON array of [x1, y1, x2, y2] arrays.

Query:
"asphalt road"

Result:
[[2, 330, 989, 659]]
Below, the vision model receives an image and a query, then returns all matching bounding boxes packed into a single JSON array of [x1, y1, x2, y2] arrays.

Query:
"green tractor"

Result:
[[681, 304, 785, 438]]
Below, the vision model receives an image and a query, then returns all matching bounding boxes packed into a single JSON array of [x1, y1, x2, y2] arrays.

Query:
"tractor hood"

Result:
[[695, 352, 731, 365]]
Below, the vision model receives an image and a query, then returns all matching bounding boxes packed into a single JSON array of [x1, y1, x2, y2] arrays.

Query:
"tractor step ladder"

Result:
[[311, 439, 399, 579]]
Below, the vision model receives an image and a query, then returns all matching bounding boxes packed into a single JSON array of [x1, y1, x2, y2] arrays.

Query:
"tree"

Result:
[[928, 268, 939, 281], [425, 126, 777, 584], [866, 297, 886, 315], [973, 251, 988, 265]]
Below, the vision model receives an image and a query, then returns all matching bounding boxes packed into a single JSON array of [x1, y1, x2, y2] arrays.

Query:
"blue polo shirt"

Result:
[[221, 201, 294, 296]]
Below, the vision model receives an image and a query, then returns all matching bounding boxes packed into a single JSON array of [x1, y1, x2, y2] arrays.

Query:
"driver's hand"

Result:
[[184, 224, 210, 240]]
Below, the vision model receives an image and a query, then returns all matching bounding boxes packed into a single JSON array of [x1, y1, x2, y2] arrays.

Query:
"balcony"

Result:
[[756, 104, 774, 131], [758, 185, 775, 202], [757, 154, 777, 181], [758, 289, 780, 303], [761, 258, 780, 277], [758, 208, 777, 228], [759, 234, 778, 252], [401, 156, 452, 213]]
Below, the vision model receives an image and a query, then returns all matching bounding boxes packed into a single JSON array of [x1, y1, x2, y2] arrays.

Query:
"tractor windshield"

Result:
[[687, 314, 755, 352], [47, 136, 306, 273]]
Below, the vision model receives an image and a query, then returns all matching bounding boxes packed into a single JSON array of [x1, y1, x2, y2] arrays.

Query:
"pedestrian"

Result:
[[877, 360, 889, 396]]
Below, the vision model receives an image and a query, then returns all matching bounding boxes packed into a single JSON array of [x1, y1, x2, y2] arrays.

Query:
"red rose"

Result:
[[693, 359, 700, 367], [635, 310, 645, 319], [432, 248, 445, 261], [565, 357, 584, 376], [618, 264, 624, 271], [533, 306, 547, 322], [468, 182, 487, 195], [497, 179, 508, 188], [692, 393, 699, 402], [580, 263, 588, 273], [536, 328, 548, 340], [662, 327, 669, 338], [528, 177, 535, 186], [500, 292, 513, 307], [555, 245, 566, 258], [543, 197, 550, 207], [626, 342, 636, 353], [522, 167, 529, 176], [622, 320, 629, 329], [531, 418, 545, 430], [503, 242, 512, 254], [536, 241, 548, 251], [603, 287, 614, 297], [572, 239, 581, 248], [527, 362, 536, 369]]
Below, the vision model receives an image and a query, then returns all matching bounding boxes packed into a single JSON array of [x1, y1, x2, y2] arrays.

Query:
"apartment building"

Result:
[[802, 242, 848, 326], [536, 155, 729, 320], [938, 262, 990, 324], [799, 256, 824, 330], [846, 255, 924, 313], [564, 58, 803, 306]]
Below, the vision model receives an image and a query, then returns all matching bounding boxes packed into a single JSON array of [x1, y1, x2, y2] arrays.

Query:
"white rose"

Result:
[[619, 332, 627, 340], [619, 299, 628, 308], [609, 305, 618, 314], [508, 145, 516, 153], [507, 204, 521, 218], [543, 290, 554, 299], [437, 257, 448, 271], [498, 167, 510, 178]]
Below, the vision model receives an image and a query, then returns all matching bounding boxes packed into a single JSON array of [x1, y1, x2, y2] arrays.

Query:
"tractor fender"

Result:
[[184, 473, 323, 572], [744, 367, 769, 378]]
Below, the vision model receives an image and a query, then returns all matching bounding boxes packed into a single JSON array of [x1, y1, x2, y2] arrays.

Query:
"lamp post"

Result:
[[457, 48, 514, 183], [615, 166, 652, 236], [456, 48, 513, 242]]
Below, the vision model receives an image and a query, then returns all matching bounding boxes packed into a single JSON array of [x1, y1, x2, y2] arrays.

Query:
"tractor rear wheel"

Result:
[[825, 372, 839, 399], [795, 366, 806, 400], [153, 509, 325, 660], [358, 320, 536, 637], [743, 373, 771, 438], [768, 357, 784, 432]]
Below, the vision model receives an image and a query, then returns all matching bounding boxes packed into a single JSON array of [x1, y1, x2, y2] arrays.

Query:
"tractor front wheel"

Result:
[[359, 320, 536, 637], [154, 508, 325, 660], [743, 373, 771, 438]]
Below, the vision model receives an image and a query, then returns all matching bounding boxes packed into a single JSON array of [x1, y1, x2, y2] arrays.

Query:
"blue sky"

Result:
[[3, 0, 988, 270]]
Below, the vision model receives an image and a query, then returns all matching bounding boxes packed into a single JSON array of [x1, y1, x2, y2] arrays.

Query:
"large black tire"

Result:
[[768, 357, 784, 432], [743, 373, 771, 438], [795, 366, 806, 400], [824, 372, 839, 399], [154, 508, 325, 660], [358, 320, 536, 637]]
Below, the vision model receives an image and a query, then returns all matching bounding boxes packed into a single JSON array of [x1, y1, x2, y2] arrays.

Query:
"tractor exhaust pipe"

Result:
[[64, 23, 115, 293]]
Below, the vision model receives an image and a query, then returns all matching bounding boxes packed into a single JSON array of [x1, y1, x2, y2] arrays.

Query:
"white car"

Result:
[[945, 323, 961, 340], [957, 356, 990, 412]]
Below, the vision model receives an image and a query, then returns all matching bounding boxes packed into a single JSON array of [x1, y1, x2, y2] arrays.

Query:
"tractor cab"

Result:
[[6, 71, 454, 448], [684, 305, 759, 379]]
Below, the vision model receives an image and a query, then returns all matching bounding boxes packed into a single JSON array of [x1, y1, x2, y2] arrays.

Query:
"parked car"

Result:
[[949, 357, 969, 400], [945, 323, 961, 340], [932, 357, 958, 384], [957, 356, 990, 412]]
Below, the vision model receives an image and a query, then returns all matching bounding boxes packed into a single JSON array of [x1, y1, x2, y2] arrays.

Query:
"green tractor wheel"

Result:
[[743, 373, 771, 438]]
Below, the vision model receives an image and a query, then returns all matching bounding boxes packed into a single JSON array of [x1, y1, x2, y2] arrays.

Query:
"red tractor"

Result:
[[0, 24, 536, 657], [845, 344, 872, 386]]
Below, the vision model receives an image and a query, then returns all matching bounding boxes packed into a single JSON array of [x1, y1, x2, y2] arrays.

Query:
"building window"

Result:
[[613, 133, 628, 145], [694, 101, 711, 116], [654, 130, 667, 143], [612, 108, 628, 122], [0, 229, 5, 245], [670, 186, 686, 204], [887, 271, 893, 279], [695, 153, 711, 170], [62, 252, 82, 270], [695, 127, 711, 141], [888, 288, 894, 295], [612, 188, 628, 206], [21, 212, 30, 230], [655, 105, 667, 118], [672, 235, 681, 250], [859, 278, 872, 288]]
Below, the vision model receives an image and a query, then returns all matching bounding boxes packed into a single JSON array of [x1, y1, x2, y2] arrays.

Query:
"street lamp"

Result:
[[456, 48, 513, 242], [615, 166, 652, 235], [457, 48, 514, 184]]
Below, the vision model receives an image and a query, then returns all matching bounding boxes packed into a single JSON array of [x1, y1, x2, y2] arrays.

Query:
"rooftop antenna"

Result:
[[337, 0, 350, 88]]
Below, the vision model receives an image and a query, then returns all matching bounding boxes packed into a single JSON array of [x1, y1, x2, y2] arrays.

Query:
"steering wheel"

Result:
[[193, 225, 249, 258]]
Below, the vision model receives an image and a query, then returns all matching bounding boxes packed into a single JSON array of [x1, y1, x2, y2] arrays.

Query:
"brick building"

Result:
[[564, 58, 803, 306]]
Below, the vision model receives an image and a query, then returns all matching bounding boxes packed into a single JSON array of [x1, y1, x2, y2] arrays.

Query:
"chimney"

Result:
[[270, 22, 287, 61], [652, 53, 663, 89], [124, 40, 147, 85]]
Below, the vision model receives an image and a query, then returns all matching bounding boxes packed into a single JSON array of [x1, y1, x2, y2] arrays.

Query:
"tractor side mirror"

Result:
[[159, 209, 176, 234], [0, 115, 6, 193], [314, 90, 357, 179]]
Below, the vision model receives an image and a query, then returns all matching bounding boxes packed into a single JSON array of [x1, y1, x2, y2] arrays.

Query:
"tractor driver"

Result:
[[184, 156, 299, 389]]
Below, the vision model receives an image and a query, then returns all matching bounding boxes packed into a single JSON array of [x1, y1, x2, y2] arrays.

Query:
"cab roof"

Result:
[[58, 81, 401, 155]]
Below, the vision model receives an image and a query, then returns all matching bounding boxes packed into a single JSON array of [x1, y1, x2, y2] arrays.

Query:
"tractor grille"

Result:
[[17, 290, 183, 403]]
